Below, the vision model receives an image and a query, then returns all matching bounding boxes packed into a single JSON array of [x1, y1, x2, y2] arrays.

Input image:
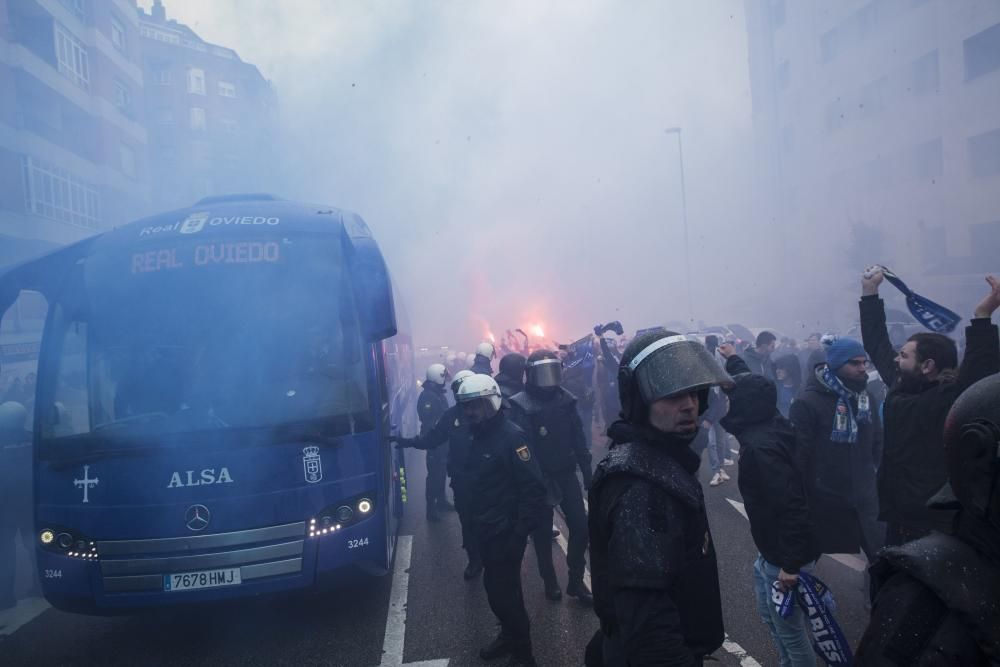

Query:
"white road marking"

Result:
[[726, 497, 749, 520], [0, 597, 50, 637], [378, 535, 449, 667], [722, 633, 764, 667], [725, 497, 867, 573]]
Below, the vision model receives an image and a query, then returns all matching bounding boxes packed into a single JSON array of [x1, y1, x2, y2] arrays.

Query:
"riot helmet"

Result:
[[456, 374, 503, 423], [451, 369, 474, 395], [943, 373, 1000, 530], [618, 330, 733, 423], [526, 349, 562, 388], [498, 353, 527, 381], [465, 353, 476, 368], [425, 363, 450, 387], [476, 341, 496, 360]]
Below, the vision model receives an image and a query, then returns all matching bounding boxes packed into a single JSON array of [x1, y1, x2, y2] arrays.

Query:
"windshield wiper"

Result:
[[93, 412, 168, 432]]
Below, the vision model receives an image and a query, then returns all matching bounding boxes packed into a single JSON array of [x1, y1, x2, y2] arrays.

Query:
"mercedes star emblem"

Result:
[[185, 504, 211, 531]]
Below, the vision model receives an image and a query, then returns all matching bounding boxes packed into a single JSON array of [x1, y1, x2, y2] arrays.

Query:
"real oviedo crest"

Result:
[[302, 446, 323, 484]]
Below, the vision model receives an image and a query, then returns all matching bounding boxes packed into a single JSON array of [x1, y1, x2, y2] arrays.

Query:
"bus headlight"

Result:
[[309, 493, 375, 538], [39, 526, 99, 560], [39, 530, 55, 545]]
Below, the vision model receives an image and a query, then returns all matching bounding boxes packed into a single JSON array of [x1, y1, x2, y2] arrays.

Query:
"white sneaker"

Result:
[[723, 458, 735, 466], [719, 469, 731, 481], [709, 472, 724, 487]]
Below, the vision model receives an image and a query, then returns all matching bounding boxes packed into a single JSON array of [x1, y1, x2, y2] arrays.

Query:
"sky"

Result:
[[139, 0, 761, 348]]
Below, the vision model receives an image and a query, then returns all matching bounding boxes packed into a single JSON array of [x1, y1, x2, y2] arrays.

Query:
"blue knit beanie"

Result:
[[823, 336, 867, 371]]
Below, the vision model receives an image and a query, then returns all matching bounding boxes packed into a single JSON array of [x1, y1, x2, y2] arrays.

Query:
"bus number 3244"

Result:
[[347, 538, 369, 550]]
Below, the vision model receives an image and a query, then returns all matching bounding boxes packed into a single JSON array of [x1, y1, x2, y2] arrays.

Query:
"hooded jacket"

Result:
[[722, 356, 819, 573]]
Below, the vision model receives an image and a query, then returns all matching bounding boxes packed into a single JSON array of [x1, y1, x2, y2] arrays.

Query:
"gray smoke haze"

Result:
[[139, 1, 765, 346]]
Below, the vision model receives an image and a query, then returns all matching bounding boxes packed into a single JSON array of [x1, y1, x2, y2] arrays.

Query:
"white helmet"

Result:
[[445, 352, 457, 365], [0, 401, 28, 431], [425, 363, 449, 386], [451, 369, 474, 393], [455, 374, 503, 412], [465, 353, 476, 368], [476, 341, 496, 359]]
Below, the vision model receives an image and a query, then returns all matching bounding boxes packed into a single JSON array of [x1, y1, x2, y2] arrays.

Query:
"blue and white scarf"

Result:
[[817, 366, 870, 443], [772, 572, 853, 665]]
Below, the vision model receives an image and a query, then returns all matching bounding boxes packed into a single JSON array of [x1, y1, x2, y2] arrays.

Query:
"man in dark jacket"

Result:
[[495, 353, 527, 401], [397, 371, 483, 578], [589, 331, 731, 666], [860, 269, 1000, 546], [789, 336, 884, 566], [418, 364, 453, 522], [719, 347, 819, 667], [856, 373, 1000, 664], [457, 374, 548, 667], [509, 350, 593, 604], [741, 331, 777, 380]]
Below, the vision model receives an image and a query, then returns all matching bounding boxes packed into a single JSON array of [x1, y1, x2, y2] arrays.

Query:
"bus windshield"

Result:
[[40, 235, 370, 445]]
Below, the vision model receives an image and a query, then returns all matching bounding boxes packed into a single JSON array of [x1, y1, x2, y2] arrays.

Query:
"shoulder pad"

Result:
[[878, 533, 1000, 657], [509, 391, 539, 414], [593, 442, 703, 510]]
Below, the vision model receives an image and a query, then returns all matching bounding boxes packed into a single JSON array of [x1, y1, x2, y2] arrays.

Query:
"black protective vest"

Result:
[[510, 388, 581, 474], [589, 439, 725, 659]]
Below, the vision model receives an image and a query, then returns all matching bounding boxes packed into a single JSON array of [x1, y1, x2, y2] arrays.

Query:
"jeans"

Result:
[[752, 556, 815, 667], [706, 425, 729, 474]]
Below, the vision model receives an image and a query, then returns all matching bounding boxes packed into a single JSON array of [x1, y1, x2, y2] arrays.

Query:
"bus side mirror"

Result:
[[350, 238, 397, 342]]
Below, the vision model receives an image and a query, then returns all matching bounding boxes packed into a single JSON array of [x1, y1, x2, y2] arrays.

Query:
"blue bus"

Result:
[[0, 194, 416, 614]]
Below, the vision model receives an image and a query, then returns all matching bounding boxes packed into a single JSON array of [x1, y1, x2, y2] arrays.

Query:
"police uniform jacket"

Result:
[[589, 420, 725, 665], [407, 404, 475, 480], [417, 383, 449, 437], [509, 387, 591, 481], [467, 411, 547, 543]]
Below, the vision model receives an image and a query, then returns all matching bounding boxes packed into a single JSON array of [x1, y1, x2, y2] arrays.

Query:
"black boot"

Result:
[[543, 578, 562, 602], [566, 579, 593, 606], [463, 558, 483, 580], [480, 634, 514, 660]]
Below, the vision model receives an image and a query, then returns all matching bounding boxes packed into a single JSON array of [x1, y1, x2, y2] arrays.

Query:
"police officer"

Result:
[[589, 330, 731, 665], [495, 353, 527, 401], [509, 350, 593, 604], [419, 363, 453, 522], [472, 342, 496, 375], [856, 372, 1000, 664], [457, 374, 547, 667], [396, 370, 483, 579]]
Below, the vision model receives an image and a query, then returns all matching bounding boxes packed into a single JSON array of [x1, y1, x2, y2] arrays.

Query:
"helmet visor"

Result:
[[630, 335, 733, 404], [527, 358, 562, 387]]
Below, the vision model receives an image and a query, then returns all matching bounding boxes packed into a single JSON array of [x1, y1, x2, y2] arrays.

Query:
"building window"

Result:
[[218, 81, 237, 98], [154, 66, 171, 85], [190, 107, 207, 131], [21, 156, 101, 230], [911, 50, 939, 95], [54, 23, 89, 90], [110, 17, 126, 54], [964, 22, 1000, 81], [187, 68, 206, 95], [119, 144, 136, 178], [113, 80, 131, 113], [968, 127, 1000, 177], [59, 0, 86, 20]]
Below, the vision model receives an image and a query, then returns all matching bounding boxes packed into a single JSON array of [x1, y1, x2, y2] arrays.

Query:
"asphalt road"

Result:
[[1, 434, 876, 666]]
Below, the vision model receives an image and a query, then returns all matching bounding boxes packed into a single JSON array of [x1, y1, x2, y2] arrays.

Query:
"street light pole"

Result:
[[665, 127, 693, 321]]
